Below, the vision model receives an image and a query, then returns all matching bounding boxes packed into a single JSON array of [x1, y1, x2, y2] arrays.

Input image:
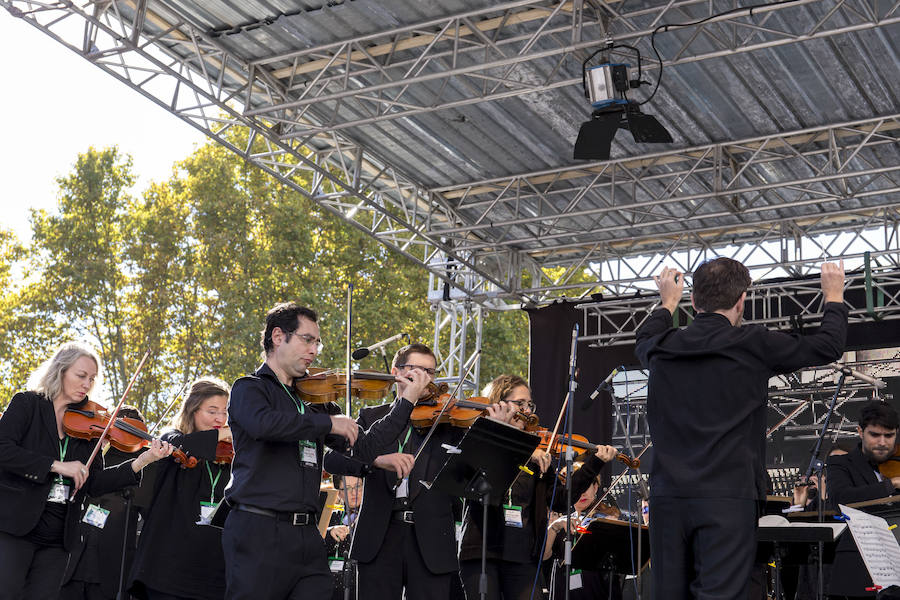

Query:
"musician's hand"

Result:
[[330, 415, 359, 447], [132, 440, 174, 472], [486, 401, 517, 424], [217, 426, 233, 443], [595, 445, 618, 463], [891, 476, 900, 490], [328, 525, 350, 542], [530, 448, 551, 474], [655, 266, 684, 314], [396, 367, 431, 404], [549, 515, 569, 534], [51, 460, 89, 491], [821, 259, 845, 304], [373, 453, 415, 479]]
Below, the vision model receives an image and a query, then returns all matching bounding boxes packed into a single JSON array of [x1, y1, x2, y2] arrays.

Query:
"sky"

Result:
[[0, 10, 207, 242]]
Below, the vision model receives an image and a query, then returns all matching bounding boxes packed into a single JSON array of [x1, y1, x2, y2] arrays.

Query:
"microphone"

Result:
[[827, 362, 887, 389], [580, 368, 619, 410], [352, 333, 408, 360]]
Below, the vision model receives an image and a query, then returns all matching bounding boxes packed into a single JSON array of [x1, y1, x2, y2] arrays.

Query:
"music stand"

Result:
[[427, 417, 539, 600], [757, 526, 843, 600]]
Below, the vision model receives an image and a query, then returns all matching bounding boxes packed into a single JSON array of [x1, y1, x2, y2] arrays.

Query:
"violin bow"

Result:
[[579, 441, 653, 526], [147, 380, 189, 437], [71, 349, 151, 499], [344, 282, 353, 418]]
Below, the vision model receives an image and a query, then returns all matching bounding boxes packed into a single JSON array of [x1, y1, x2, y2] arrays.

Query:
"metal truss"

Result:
[[578, 250, 900, 347], [433, 116, 900, 302], [244, 0, 900, 136], [430, 292, 485, 395]]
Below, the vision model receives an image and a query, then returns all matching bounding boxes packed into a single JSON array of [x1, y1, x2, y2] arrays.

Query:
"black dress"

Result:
[[128, 428, 229, 600]]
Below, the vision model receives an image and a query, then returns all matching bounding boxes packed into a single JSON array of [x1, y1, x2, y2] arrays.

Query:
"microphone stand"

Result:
[[802, 368, 847, 600], [564, 324, 579, 600]]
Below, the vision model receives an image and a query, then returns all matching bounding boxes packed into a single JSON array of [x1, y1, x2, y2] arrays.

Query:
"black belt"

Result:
[[392, 509, 415, 524], [234, 503, 316, 526]]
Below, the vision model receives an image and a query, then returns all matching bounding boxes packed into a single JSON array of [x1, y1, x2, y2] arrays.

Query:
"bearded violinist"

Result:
[[350, 344, 519, 600], [458, 374, 618, 600], [222, 303, 425, 600], [826, 399, 900, 599], [0, 342, 172, 600]]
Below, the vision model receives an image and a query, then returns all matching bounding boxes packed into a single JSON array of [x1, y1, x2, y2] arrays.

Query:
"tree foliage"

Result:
[[1, 139, 530, 421]]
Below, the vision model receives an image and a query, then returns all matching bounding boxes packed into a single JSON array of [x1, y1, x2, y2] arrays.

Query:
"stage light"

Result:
[[574, 52, 672, 160]]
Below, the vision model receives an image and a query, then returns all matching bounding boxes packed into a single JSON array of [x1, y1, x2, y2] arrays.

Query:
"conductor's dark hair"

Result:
[[692, 257, 752, 313], [858, 399, 900, 431], [261, 302, 318, 355]]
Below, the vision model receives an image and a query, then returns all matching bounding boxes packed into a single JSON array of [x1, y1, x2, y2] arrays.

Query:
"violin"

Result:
[[294, 368, 449, 404], [535, 428, 640, 469], [214, 440, 234, 465], [409, 394, 540, 430], [878, 444, 900, 479], [63, 401, 197, 468]]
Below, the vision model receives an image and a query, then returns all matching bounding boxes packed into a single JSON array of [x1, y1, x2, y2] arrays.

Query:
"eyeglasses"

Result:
[[289, 332, 324, 352], [510, 400, 536, 412], [397, 364, 436, 377]]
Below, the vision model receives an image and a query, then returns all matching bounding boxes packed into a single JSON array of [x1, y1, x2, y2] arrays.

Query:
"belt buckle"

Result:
[[402, 510, 414, 524], [292, 512, 308, 526]]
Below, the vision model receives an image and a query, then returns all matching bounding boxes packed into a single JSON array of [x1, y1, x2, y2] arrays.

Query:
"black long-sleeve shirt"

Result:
[[635, 302, 847, 500], [225, 363, 412, 513]]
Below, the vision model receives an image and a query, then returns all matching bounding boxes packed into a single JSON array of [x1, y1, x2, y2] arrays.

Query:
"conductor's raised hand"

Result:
[[821, 259, 845, 304], [330, 415, 359, 447], [655, 266, 684, 314], [373, 452, 415, 479]]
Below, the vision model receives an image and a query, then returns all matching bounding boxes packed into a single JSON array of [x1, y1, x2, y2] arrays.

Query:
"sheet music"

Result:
[[757, 514, 846, 540], [839, 504, 900, 588]]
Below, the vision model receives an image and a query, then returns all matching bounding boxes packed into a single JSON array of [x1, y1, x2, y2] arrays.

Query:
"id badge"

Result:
[[395, 477, 409, 499], [83, 504, 110, 528], [569, 570, 583, 590], [329, 557, 345, 573], [299, 440, 318, 468], [503, 504, 523, 528], [47, 481, 70, 504], [197, 501, 217, 525]]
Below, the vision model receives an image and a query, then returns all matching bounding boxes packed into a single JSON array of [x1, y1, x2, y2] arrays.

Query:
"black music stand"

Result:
[[756, 526, 843, 600], [571, 517, 650, 576], [426, 417, 540, 600]]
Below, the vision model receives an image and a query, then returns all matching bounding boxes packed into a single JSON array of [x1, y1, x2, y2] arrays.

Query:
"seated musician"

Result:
[[542, 471, 623, 600], [458, 374, 618, 600], [826, 399, 900, 599], [325, 474, 363, 600]]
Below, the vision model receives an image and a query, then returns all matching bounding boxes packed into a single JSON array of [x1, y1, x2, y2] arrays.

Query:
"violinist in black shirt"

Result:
[[635, 258, 848, 600], [350, 344, 519, 600], [0, 342, 171, 600], [128, 377, 233, 600], [458, 374, 618, 600], [222, 302, 429, 600]]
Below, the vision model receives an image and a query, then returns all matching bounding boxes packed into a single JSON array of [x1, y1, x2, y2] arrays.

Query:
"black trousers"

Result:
[[357, 520, 451, 600], [649, 496, 757, 600], [222, 509, 332, 600], [0, 530, 69, 600], [460, 558, 543, 600]]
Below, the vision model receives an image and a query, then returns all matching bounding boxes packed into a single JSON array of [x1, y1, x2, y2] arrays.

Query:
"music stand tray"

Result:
[[427, 417, 539, 505]]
